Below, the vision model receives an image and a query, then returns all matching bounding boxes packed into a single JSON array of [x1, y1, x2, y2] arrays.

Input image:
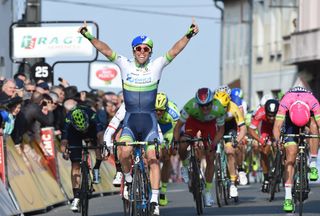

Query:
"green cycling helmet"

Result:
[[70, 108, 89, 132]]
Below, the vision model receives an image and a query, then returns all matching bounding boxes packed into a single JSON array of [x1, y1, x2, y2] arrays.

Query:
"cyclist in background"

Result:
[[60, 104, 104, 212], [273, 86, 320, 212], [154, 92, 180, 206], [214, 91, 247, 197], [104, 93, 179, 207], [79, 18, 198, 216], [230, 88, 248, 115], [248, 99, 279, 193], [174, 88, 226, 207]]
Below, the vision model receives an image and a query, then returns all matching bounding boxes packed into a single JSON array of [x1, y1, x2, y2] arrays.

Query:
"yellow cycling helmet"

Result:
[[214, 91, 231, 107], [155, 92, 168, 110]]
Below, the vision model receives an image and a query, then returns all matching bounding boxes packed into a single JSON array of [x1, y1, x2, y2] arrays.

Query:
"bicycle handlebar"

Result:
[[282, 133, 320, 139]]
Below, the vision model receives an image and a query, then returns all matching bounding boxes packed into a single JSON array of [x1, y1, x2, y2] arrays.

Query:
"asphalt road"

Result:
[[34, 181, 320, 216]]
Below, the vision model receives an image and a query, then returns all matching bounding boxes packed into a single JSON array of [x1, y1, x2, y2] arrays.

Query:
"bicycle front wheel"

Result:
[[191, 157, 203, 215], [132, 166, 148, 216], [269, 151, 282, 202], [214, 153, 223, 207], [80, 163, 90, 216]]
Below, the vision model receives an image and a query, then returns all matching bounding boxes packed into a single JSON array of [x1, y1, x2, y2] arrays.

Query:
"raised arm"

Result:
[[78, 21, 114, 60], [167, 18, 199, 60]]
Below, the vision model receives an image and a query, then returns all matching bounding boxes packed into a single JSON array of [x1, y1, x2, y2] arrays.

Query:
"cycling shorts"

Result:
[[184, 117, 217, 148]]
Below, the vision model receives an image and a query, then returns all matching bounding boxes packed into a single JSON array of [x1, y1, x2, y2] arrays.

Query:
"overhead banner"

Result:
[[13, 26, 93, 58], [89, 61, 122, 91]]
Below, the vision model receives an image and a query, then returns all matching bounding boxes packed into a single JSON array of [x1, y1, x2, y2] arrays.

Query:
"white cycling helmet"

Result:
[[260, 94, 273, 106], [214, 85, 231, 95]]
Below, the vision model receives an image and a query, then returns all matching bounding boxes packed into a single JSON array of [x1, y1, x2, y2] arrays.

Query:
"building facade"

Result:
[[220, 0, 298, 108]]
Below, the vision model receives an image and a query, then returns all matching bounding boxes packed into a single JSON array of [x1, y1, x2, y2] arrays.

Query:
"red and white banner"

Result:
[[40, 127, 57, 179], [0, 136, 5, 184]]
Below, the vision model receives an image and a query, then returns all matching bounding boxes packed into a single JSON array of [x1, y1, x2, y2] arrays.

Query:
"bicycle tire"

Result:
[[80, 163, 90, 216], [299, 157, 304, 216], [191, 157, 203, 215], [123, 197, 131, 216], [132, 166, 148, 216], [214, 154, 223, 207], [269, 151, 281, 201]]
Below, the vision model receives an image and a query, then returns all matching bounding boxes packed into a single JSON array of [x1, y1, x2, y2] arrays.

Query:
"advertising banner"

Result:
[[40, 127, 57, 179], [89, 61, 122, 91], [13, 26, 93, 58], [0, 136, 5, 184]]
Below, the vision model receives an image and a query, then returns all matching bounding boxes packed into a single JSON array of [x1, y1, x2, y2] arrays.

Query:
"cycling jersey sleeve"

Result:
[[229, 101, 245, 127], [250, 106, 264, 129], [103, 103, 126, 146]]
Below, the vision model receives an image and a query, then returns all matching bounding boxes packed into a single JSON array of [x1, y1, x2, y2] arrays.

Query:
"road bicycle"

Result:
[[113, 139, 160, 216], [282, 131, 320, 216], [175, 136, 209, 215], [219, 130, 239, 203], [269, 138, 284, 202], [67, 139, 101, 216], [215, 135, 231, 207]]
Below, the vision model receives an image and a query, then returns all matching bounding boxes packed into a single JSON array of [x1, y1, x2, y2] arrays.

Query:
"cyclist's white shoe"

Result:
[[123, 183, 131, 200], [203, 191, 214, 207], [238, 171, 248, 186], [70, 198, 80, 212], [92, 169, 100, 184], [113, 172, 123, 187], [230, 185, 238, 197], [181, 166, 189, 183], [150, 202, 160, 216]]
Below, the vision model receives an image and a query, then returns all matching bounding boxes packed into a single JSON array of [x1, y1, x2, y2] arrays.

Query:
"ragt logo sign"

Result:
[[13, 26, 93, 58]]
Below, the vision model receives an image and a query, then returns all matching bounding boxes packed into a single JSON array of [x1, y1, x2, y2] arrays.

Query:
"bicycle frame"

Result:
[[114, 140, 160, 216]]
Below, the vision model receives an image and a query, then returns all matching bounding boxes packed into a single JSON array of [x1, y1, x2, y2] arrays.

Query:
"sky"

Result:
[[42, 0, 222, 108]]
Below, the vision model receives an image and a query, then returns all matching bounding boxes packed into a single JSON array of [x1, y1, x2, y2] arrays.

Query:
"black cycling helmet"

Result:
[[264, 99, 279, 116]]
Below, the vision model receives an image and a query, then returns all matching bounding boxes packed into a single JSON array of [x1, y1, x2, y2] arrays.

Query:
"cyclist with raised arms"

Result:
[[214, 90, 247, 197], [174, 88, 226, 207], [273, 86, 320, 212], [60, 104, 104, 212], [80, 19, 199, 215], [248, 99, 279, 193]]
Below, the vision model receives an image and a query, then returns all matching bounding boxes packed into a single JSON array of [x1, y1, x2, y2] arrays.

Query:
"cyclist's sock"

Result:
[[285, 184, 292, 200], [151, 189, 159, 203], [124, 172, 132, 183], [160, 182, 167, 194], [230, 175, 237, 183], [73, 188, 80, 198], [309, 155, 317, 168], [182, 159, 189, 167], [93, 159, 102, 169], [205, 182, 213, 192]]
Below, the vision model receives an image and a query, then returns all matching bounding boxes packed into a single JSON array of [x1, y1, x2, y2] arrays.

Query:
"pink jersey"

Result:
[[277, 91, 320, 120]]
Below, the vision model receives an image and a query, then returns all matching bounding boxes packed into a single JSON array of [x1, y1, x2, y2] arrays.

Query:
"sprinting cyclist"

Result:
[[80, 18, 199, 216], [61, 103, 104, 212], [174, 88, 226, 207], [273, 86, 320, 212], [230, 87, 248, 115], [214, 91, 247, 197], [248, 99, 279, 193], [104, 93, 179, 207]]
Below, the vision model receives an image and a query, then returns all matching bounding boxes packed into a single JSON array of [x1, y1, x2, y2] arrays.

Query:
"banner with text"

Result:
[[13, 26, 93, 58]]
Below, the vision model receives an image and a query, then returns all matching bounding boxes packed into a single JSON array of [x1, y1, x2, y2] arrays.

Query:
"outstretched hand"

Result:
[[78, 21, 88, 33], [186, 17, 199, 39]]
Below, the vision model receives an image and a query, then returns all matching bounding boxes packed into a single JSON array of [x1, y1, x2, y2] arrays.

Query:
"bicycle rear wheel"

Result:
[[80, 163, 90, 216], [191, 157, 203, 215], [214, 154, 223, 207]]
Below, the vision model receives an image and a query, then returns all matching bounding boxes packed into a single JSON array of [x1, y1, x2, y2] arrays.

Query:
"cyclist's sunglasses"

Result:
[[199, 102, 212, 108], [134, 46, 151, 53]]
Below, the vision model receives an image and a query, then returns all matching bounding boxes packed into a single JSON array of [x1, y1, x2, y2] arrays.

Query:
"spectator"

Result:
[[3, 96, 23, 136], [11, 91, 54, 155], [0, 79, 16, 102]]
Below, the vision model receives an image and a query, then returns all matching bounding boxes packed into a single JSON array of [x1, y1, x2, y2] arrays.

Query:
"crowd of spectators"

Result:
[[0, 72, 123, 154]]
